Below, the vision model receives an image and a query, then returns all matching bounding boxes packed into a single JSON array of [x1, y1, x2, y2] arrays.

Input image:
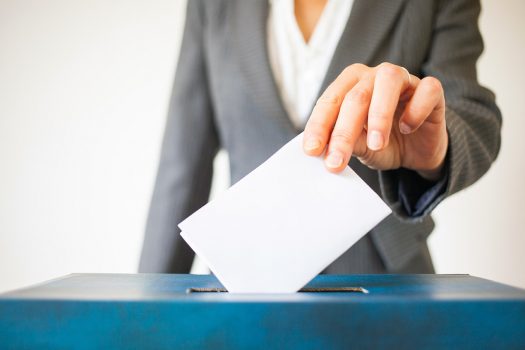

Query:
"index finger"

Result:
[[303, 64, 368, 156]]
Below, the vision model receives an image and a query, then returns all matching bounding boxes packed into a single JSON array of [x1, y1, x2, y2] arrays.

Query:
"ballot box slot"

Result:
[[186, 287, 369, 294]]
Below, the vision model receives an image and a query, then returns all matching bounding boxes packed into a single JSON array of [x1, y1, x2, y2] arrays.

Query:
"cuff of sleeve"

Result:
[[378, 142, 451, 222], [398, 165, 449, 218]]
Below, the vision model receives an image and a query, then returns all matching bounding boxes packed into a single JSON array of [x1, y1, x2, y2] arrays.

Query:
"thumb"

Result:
[[352, 130, 369, 159]]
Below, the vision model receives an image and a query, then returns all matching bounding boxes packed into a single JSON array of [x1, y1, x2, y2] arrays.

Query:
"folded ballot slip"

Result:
[[179, 133, 391, 293]]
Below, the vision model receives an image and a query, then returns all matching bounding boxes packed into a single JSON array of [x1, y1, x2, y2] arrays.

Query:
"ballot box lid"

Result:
[[1, 274, 525, 349], [1, 273, 524, 301]]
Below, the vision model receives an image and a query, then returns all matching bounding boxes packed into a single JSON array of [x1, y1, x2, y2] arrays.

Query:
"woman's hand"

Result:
[[303, 63, 448, 181]]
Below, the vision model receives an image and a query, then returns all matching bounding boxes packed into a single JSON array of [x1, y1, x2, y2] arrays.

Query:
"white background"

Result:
[[0, 0, 524, 293]]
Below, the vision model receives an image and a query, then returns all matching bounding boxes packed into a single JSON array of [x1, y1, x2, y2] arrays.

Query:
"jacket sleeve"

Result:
[[378, 0, 502, 221], [139, 0, 219, 272]]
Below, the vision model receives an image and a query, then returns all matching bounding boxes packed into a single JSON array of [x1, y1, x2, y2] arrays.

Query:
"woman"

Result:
[[139, 0, 501, 274]]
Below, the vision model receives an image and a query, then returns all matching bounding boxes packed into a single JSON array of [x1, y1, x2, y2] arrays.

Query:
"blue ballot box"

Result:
[[1, 273, 524, 349]]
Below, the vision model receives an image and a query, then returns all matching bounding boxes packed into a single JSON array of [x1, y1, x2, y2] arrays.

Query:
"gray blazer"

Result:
[[139, 0, 501, 274]]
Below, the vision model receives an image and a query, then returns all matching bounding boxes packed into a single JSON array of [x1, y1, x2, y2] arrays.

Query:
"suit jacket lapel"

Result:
[[315, 0, 407, 120], [312, 0, 406, 179], [233, 0, 406, 133], [232, 0, 297, 135]]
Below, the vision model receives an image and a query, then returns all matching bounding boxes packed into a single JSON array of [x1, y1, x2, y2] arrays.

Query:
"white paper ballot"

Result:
[[179, 133, 391, 293]]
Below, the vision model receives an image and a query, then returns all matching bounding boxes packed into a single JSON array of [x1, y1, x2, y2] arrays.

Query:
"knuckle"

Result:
[[343, 63, 366, 76], [377, 62, 392, 69], [345, 88, 370, 105], [342, 66, 354, 76], [422, 76, 443, 93], [306, 119, 330, 133], [377, 62, 403, 79], [351, 63, 367, 71], [369, 108, 390, 121], [331, 131, 355, 147], [317, 92, 340, 105], [339, 65, 354, 77]]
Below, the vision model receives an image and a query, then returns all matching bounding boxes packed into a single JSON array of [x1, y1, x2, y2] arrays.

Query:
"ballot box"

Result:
[[1, 274, 524, 349]]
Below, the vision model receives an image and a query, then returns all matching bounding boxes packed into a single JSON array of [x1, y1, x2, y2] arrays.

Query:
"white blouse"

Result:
[[267, 0, 354, 128]]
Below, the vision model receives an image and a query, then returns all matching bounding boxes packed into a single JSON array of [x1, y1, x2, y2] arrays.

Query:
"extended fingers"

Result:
[[324, 75, 373, 172], [367, 63, 412, 151], [304, 63, 427, 174], [303, 64, 367, 156], [399, 76, 444, 134]]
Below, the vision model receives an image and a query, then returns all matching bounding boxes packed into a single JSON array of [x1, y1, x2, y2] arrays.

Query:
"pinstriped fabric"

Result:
[[139, 0, 501, 274], [378, 2, 501, 211], [323, 234, 386, 274], [232, 1, 296, 134], [316, 0, 406, 99], [376, 0, 501, 269], [370, 214, 435, 270], [139, 0, 220, 273]]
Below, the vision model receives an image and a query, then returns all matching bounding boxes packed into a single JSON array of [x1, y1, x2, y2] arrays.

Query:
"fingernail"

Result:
[[326, 152, 343, 168], [399, 122, 411, 134], [304, 139, 321, 151], [368, 131, 384, 150]]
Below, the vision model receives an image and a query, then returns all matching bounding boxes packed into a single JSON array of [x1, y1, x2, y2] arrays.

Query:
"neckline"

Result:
[[286, 0, 335, 49]]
